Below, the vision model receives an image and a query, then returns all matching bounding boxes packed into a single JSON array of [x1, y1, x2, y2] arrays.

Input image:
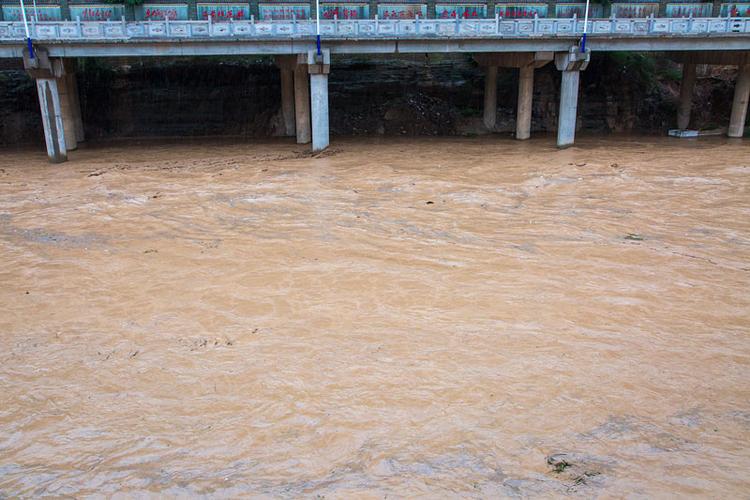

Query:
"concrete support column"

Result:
[[310, 74, 329, 152], [728, 64, 750, 138], [36, 78, 67, 163], [516, 64, 534, 140], [557, 70, 580, 148], [294, 62, 311, 144], [308, 50, 331, 153], [677, 63, 696, 130], [555, 48, 590, 149], [483, 65, 497, 130], [275, 55, 297, 137], [280, 67, 296, 136], [68, 72, 85, 143], [57, 74, 78, 151]]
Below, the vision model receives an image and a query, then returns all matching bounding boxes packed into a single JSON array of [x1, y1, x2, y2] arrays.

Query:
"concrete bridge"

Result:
[[1, 17, 749, 161]]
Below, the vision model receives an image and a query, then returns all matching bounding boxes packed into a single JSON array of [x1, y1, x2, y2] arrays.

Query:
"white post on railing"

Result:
[[581, 0, 590, 50], [315, 0, 321, 54], [19, 0, 34, 57], [495, 12, 499, 34], [415, 13, 419, 33]]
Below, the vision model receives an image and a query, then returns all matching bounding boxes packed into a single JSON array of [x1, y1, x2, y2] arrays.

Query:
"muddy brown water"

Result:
[[1, 136, 749, 497]]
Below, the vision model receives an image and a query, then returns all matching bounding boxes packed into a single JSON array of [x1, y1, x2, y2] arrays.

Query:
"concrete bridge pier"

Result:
[[555, 48, 590, 148], [275, 55, 297, 137], [677, 63, 697, 130], [308, 50, 331, 153], [23, 49, 87, 162], [483, 66, 498, 130], [728, 64, 750, 138], [516, 64, 534, 140], [294, 56, 311, 144], [68, 72, 85, 144], [475, 52, 552, 139], [35, 78, 67, 163]]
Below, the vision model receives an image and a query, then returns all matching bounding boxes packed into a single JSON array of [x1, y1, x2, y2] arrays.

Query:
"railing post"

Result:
[[495, 13, 499, 34], [75, 16, 81, 37]]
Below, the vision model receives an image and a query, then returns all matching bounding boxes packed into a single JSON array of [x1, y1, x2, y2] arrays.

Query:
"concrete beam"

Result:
[[474, 51, 553, 69], [4, 39, 750, 59], [728, 64, 750, 138], [308, 50, 331, 152], [555, 48, 590, 148], [483, 66, 497, 131], [516, 64, 534, 140], [36, 78, 67, 163], [677, 63, 696, 130], [293, 56, 311, 144]]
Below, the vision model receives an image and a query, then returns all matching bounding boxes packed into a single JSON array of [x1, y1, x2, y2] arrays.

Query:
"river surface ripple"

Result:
[[1, 136, 749, 497]]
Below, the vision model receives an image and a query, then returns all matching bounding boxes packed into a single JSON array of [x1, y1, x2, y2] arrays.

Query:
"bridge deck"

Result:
[[1, 17, 750, 56]]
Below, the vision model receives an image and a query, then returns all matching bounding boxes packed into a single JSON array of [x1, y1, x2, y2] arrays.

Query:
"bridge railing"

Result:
[[1, 16, 749, 41]]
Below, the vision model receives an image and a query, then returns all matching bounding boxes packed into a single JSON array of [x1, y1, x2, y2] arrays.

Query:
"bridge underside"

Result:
[[3, 20, 749, 162], [3, 36, 750, 58]]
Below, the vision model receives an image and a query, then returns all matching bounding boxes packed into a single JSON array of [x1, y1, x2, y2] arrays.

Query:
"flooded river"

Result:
[[1, 136, 749, 497]]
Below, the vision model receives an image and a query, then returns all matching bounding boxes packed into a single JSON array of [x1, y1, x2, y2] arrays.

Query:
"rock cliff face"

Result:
[[0, 54, 739, 146]]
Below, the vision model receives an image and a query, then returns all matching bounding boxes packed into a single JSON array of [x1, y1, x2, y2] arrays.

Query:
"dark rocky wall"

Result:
[[0, 53, 739, 147]]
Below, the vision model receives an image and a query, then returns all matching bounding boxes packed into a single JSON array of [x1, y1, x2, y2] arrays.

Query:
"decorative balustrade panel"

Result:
[[1, 17, 749, 40]]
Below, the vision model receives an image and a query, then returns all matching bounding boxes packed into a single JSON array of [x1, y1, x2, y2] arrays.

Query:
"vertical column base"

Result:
[[58, 73, 78, 151], [516, 65, 534, 140], [294, 58, 311, 145], [36, 78, 67, 163], [677, 63, 696, 130], [69, 72, 85, 143], [308, 50, 331, 153], [728, 64, 750, 138], [483, 66, 498, 131], [555, 48, 589, 149], [275, 55, 297, 137]]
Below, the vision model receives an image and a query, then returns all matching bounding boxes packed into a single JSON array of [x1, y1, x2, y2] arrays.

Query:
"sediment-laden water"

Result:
[[1, 136, 749, 497]]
